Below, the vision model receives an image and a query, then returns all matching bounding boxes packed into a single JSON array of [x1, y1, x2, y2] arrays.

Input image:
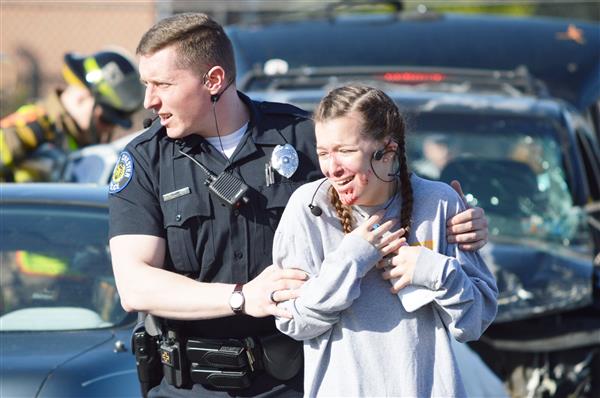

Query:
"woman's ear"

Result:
[[383, 141, 399, 161]]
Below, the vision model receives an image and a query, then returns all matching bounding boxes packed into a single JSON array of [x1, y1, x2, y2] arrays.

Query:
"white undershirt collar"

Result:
[[205, 122, 249, 158]]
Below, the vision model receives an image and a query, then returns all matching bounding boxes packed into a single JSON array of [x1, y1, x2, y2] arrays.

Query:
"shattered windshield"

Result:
[[0, 204, 127, 331], [407, 112, 590, 249]]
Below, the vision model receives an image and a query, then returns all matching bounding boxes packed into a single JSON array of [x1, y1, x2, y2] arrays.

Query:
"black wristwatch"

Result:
[[229, 283, 245, 314]]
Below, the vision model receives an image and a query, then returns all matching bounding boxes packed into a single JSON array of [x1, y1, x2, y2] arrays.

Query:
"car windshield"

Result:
[[0, 203, 128, 331], [406, 111, 591, 251]]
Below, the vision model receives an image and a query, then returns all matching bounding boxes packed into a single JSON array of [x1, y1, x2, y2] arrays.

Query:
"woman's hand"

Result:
[[376, 245, 422, 293], [350, 211, 407, 258]]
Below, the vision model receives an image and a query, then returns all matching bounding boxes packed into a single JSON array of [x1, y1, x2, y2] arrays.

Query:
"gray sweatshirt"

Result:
[[273, 175, 498, 397]]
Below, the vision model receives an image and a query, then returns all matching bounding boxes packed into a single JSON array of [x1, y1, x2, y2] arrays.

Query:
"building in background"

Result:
[[0, 0, 307, 122], [1, 0, 598, 132]]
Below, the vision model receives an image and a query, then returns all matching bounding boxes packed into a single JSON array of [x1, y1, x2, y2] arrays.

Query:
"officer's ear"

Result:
[[204, 66, 226, 93]]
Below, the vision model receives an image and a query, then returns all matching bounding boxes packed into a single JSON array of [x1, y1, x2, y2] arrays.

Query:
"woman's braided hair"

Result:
[[314, 84, 413, 238], [330, 188, 354, 234]]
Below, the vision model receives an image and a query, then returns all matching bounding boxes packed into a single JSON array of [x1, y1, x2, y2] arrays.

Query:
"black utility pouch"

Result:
[[258, 333, 303, 381], [186, 338, 250, 369], [160, 337, 188, 388], [189, 367, 252, 389], [186, 338, 256, 389]]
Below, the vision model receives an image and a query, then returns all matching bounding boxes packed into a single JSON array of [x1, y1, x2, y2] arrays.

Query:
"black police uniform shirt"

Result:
[[108, 92, 321, 338]]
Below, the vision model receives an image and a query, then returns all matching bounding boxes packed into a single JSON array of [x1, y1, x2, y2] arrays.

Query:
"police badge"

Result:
[[270, 144, 298, 179]]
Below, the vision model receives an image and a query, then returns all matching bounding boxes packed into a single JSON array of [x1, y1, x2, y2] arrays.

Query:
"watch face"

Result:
[[230, 292, 244, 310]]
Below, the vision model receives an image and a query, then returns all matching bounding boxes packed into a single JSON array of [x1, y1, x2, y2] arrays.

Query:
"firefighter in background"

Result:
[[0, 48, 144, 182]]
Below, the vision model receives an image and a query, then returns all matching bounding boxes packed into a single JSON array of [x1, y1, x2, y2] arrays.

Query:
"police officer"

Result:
[[108, 13, 490, 397], [0, 48, 144, 182]]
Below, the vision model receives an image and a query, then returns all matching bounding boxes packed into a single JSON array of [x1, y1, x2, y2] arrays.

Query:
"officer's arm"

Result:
[[110, 234, 234, 319], [110, 234, 306, 320]]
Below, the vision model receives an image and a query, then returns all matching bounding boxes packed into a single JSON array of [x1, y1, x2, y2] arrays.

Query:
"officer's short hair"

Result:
[[136, 12, 236, 81]]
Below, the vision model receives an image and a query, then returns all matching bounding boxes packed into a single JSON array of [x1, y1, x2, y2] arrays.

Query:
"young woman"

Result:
[[273, 84, 498, 397]]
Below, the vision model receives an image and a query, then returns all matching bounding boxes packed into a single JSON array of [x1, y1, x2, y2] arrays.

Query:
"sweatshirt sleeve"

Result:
[[272, 191, 381, 341], [410, 197, 499, 343], [411, 246, 498, 342]]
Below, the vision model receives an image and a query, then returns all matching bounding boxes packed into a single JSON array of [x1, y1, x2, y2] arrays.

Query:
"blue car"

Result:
[[0, 183, 140, 397]]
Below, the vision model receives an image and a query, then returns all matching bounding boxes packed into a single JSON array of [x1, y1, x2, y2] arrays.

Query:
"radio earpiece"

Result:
[[210, 78, 235, 104], [372, 148, 385, 161], [371, 141, 399, 182]]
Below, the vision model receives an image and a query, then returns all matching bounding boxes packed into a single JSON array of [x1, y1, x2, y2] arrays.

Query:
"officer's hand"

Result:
[[447, 180, 489, 251], [243, 265, 307, 319]]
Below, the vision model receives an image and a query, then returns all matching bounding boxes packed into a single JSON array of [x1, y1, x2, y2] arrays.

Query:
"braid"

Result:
[[330, 187, 353, 234], [396, 133, 413, 241]]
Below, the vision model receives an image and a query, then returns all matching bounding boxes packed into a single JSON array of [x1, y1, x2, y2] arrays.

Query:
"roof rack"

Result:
[[239, 65, 550, 98]]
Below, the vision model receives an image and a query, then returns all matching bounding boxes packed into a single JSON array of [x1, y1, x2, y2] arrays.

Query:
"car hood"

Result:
[[481, 240, 593, 323], [0, 329, 131, 397]]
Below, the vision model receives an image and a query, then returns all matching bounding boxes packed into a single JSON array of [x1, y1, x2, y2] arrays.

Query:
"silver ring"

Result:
[[387, 257, 392, 267], [269, 290, 277, 304]]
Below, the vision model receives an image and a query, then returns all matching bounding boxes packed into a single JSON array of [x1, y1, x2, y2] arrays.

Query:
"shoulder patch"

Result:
[[109, 151, 134, 194]]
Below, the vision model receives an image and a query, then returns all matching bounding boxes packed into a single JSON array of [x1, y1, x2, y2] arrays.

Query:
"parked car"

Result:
[[0, 183, 140, 397]]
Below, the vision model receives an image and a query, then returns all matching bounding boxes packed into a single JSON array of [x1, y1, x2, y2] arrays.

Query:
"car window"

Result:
[[0, 204, 127, 331], [407, 111, 592, 249]]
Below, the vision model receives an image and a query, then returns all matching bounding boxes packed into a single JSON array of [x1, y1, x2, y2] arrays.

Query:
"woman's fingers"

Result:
[[378, 227, 405, 244], [363, 211, 386, 231], [390, 276, 411, 293], [380, 238, 406, 258]]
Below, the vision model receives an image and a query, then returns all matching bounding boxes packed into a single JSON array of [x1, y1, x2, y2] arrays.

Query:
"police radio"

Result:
[[206, 170, 250, 208], [178, 149, 249, 208]]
